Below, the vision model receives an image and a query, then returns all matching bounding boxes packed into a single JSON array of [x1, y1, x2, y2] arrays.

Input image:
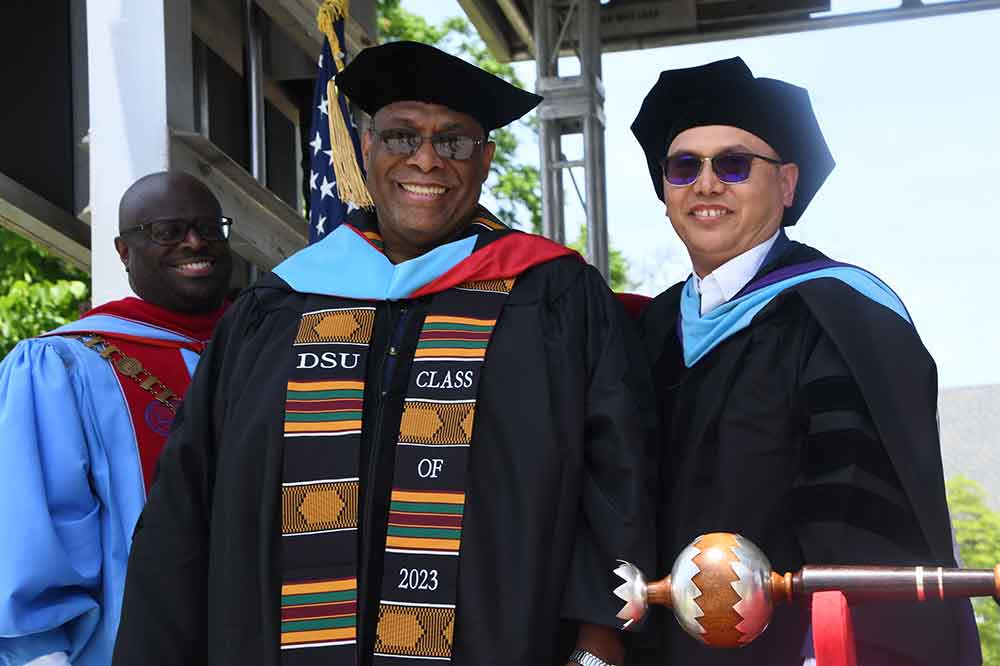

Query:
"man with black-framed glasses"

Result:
[[113, 41, 655, 666], [0, 171, 232, 666], [625, 58, 979, 666]]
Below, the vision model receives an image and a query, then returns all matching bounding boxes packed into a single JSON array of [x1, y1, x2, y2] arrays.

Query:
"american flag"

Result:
[[307, 16, 363, 243]]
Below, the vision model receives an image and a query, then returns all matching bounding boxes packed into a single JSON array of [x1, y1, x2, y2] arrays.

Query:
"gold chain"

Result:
[[75, 334, 181, 413]]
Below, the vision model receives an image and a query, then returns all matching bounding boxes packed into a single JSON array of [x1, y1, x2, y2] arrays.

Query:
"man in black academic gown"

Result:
[[626, 58, 980, 665], [112, 41, 655, 666]]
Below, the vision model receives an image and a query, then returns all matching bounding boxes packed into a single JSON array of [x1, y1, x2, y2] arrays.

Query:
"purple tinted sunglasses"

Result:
[[661, 152, 784, 186]]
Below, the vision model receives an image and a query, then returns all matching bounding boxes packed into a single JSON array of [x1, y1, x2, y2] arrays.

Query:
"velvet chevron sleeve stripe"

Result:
[[793, 352, 930, 557]]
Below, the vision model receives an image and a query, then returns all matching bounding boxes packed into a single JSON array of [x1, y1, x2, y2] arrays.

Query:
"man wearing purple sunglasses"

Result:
[[626, 58, 980, 666]]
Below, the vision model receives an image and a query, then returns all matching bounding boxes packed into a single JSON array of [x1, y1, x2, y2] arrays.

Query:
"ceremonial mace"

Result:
[[613, 532, 1000, 648]]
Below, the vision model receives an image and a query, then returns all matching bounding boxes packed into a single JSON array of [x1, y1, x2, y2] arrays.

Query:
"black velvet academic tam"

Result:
[[336, 40, 542, 133], [630, 57, 835, 226]]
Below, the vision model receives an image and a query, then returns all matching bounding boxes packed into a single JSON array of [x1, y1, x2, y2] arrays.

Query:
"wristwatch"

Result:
[[568, 649, 617, 666]]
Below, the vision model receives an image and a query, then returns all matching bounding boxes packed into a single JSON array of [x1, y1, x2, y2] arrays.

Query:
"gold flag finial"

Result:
[[316, 0, 374, 209], [317, 0, 348, 60]]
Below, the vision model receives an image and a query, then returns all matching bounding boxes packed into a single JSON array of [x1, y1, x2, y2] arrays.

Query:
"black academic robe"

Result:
[[112, 254, 657, 666], [629, 238, 980, 666]]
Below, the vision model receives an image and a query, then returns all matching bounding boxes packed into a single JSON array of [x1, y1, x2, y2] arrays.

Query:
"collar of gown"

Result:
[[693, 230, 780, 315], [273, 218, 580, 301], [75, 297, 228, 343]]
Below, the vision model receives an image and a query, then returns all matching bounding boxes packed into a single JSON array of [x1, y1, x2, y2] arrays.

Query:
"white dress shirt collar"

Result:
[[692, 230, 781, 316]]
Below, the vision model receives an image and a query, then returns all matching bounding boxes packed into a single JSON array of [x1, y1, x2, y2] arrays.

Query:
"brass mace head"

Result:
[[614, 532, 777, 648]]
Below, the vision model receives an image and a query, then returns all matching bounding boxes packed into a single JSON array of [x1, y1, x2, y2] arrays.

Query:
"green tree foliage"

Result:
[[375, 0, 631, 290], [947, 475, 1000, 664], [0, 227, 90, 358], [570, 224, 634, 291]]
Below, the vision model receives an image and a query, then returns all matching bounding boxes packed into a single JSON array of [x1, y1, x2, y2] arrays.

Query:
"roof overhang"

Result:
[[458, 0, 1000, 62], [256, 0, 377, 61], [0, 172, 90, 271]]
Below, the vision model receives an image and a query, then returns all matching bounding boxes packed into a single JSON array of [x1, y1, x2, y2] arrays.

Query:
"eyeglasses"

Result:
[[370, 128, 485, 160], [121, 217, 233, 245], [661, 152, 784, 186]]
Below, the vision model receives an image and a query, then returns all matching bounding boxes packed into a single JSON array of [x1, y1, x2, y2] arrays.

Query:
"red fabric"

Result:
[[616, 292, 652, 319], [55, 298, 228, 490], [812, 591, 858, 666], [84, 296, 227, 344], [102, 336, 192, 490], [408, 233, 582, 298]]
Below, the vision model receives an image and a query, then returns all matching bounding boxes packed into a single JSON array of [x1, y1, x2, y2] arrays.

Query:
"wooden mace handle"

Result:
[[643, 565, 1000, 609], [792, 564, 1000, 603], [647, 577, 671, 607]]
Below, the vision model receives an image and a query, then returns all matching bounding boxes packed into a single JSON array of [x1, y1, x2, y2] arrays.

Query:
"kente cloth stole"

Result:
[[279, 278, 515, 665]]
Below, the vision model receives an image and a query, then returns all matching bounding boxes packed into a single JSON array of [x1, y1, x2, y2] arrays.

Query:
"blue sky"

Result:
[[401, 0, 1000, 388]]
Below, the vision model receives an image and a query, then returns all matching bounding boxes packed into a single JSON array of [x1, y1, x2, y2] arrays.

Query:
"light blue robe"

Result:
[[0, 314, 200, 666]]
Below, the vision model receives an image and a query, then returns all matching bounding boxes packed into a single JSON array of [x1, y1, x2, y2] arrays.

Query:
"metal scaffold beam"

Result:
[[533, 0, 609, 279]]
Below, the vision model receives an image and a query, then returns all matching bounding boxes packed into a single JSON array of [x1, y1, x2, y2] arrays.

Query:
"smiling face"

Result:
[[114, 172, 233, 313], [362, 101, 496, 263], [664, 125, 799, 277]]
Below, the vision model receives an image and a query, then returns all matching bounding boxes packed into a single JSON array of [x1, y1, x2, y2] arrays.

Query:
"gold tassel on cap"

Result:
[[317, 0, 374, 209], [326, 79, 374, 208]]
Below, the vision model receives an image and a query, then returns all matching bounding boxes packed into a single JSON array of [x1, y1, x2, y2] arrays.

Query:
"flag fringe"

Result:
[[316, 0, 373, 209], [317, 0, 349, 54], [327, 79, 374, 208]]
